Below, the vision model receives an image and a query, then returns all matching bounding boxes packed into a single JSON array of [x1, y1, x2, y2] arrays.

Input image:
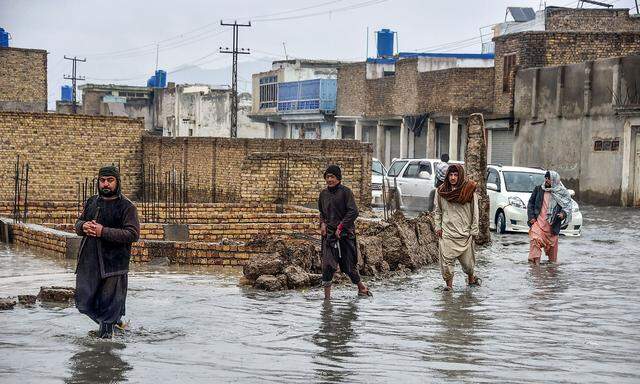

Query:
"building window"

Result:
[[594, 140, 603, 151], [259, 75, 278, 109], [502, 54, 516, 93], [594, 139, 620, 152]]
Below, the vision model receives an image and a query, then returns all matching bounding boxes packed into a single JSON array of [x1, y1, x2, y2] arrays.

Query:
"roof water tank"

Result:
[[147, 75, 156, 87], [376, 29, 394, 58], [61, 85, 73, 101], [155, 70, 167, 88], [0, 28, 9, 48]]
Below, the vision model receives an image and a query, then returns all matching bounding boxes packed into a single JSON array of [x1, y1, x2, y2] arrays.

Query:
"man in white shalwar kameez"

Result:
[[434, 164, 481, 291]]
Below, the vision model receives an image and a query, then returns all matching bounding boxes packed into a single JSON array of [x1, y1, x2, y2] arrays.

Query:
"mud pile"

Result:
[[242, 212, 439, 291]]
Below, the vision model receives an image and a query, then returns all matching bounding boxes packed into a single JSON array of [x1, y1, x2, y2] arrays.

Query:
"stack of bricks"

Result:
[[0, 112, 145, 203], [544, 8, 640, 33], [143, 137, 372, 207], [0, 47, 47, 112]]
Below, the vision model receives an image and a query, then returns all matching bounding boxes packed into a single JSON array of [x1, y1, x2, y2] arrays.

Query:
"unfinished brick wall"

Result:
[[493, 31, 640, 115], [0, 47, 47, 112], [240, 152, 368, 208], [337, 59, 494, 118], [143, 137, 372, 207], [545, 7, 640, 33], [0, 112, 145, 202]]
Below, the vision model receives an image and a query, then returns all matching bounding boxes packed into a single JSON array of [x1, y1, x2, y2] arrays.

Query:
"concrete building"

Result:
[[514, 55, 640, 206], [0, 46, 47, 112], [250, 59, 343, 139], [75, 83, 263, 138], [336, 52, 495, 167]]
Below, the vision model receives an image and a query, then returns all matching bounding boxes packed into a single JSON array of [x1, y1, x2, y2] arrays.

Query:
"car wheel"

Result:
[[496, 211, 506, 234]]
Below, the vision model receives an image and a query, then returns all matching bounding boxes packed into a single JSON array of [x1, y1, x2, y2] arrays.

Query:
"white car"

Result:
[[371, 158, 386, 206], [486, 165, 583, 236], [384, 158, 462, 211]]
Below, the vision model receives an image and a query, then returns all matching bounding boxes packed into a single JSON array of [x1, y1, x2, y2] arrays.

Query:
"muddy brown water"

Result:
[[1, 205, 639, 383]]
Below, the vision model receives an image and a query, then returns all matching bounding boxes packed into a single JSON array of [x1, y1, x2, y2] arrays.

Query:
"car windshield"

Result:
[[372, 160, 385, 176], [503, 171, 545, 193]]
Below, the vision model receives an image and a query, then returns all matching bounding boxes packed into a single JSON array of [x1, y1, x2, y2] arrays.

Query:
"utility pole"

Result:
[[220, 20, 251, 138], [63, 56, 86, 114]]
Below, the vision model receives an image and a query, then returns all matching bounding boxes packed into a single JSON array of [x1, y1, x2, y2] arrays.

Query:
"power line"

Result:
[[220, 21, 251, 138], [63, 56, 86, 114]]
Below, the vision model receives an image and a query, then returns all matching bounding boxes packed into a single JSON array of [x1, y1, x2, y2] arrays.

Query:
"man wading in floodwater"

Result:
[[74, 166, 140, 338], [527, 170, 572, 265], [434, 164, 481, 291], [319, 165, 371, 300]]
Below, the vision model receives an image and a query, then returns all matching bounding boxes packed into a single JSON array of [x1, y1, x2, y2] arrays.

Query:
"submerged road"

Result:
[[0, 205, 639, 383]]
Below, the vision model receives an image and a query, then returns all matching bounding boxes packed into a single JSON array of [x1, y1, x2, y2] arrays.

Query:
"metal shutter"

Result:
[[491, 130, 513, 166]]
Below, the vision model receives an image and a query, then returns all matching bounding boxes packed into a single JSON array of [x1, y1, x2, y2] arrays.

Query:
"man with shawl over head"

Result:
[[527, 170, 572, 264], [433, 164, 481, 291], [74, 166, 140, 338]]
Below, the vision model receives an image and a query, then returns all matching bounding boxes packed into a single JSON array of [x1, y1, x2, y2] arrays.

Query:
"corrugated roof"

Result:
[[507, 7, 536, 22]]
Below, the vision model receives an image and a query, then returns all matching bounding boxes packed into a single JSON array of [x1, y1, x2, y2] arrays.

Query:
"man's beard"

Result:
[[99, 188, 117, 197]]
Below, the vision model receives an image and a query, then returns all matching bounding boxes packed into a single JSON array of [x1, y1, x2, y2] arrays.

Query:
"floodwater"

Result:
[[1, 205, 639, 383]]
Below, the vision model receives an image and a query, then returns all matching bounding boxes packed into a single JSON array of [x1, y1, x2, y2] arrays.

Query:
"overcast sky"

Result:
[[1, 0, 637, 108]]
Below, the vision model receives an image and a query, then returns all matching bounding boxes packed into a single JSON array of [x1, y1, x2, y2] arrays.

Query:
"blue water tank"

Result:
[[376, 28, 394, 58], [61, 85, 73, 101], [0, 28, 9, 48], [155, 70, 167, 88], [147, 75, 156, 87]]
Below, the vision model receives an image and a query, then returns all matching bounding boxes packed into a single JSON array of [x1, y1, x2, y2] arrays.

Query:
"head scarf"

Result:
[[437, 163, 477, 204], [98, 165, 122, 197], [542, 170, 572, 225]]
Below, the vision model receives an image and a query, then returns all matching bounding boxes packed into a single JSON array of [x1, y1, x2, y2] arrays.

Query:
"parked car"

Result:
[[384, 158, 462, 211], [486, 165, 583, 236], [371, 157, 386, 206]]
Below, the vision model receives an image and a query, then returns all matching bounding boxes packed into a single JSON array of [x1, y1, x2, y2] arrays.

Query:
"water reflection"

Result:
[[312, 300, 358, 383], [429, 291, 485, 381], [528, 263, 568, 297], [65, 339, 132, 384]]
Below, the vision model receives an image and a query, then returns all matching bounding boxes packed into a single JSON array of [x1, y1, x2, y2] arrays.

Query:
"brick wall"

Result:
[[143, 137, 372, 207], [0, 47, 47, 112], [240, 152, 368, 208], [545, 7, 640, 33], [337, 59, 494, 118], [0, 112, 145, 202], [494, 31, 640, 115], [336, 63, 367, 116]]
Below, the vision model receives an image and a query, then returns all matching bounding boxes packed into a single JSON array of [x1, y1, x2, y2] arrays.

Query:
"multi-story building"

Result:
[[75, 83, 263, 137], [250, 59, 343, 139]]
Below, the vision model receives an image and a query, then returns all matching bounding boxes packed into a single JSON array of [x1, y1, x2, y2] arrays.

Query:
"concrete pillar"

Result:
[[335, 122, 342, 139], [385, 128, 392, 167], [399, 119, 408, 158], [285, 123, 292, 139], [486, 129, 493, 164], [449, 114, 459, 160], [408, 129, 415, 158], [265, 122, 273, 139], [426, 118, 436, 158], [376, 121, 385, 162], [354, 119, 363, 141]]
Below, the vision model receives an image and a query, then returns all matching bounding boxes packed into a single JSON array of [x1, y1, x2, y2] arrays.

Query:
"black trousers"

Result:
[[75, 250, 127, 326], [321, 235, 361, 287]]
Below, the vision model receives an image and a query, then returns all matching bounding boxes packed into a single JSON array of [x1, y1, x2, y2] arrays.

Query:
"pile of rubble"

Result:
[[0, 286, 75, 310], [242, 211, 440, 291]]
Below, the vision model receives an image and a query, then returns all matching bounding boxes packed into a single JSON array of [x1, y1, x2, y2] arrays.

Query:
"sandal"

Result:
[[358, 289, 373, 297], [468, 277, 482, 287]]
